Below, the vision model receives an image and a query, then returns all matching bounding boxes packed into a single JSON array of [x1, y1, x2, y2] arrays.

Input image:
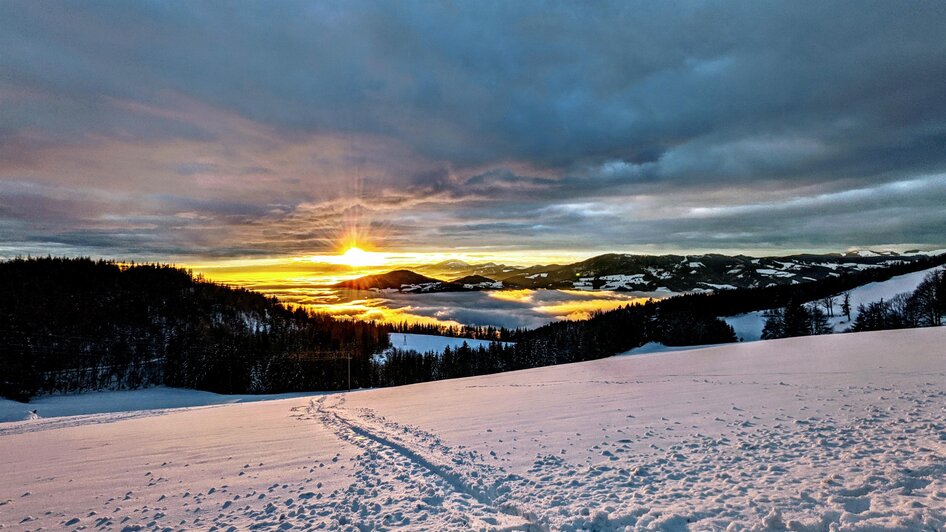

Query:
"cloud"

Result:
[[1, 1, 945, 258]]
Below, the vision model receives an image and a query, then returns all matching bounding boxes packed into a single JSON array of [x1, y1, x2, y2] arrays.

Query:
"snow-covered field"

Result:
[[724, 265, 944, 341], [2, 328, 946, 530], [386, 332, 509, 354], [0, 387, 313, 424]]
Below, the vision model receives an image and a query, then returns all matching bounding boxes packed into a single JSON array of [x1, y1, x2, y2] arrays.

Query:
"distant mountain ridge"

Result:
[[337, 250, 946, 294], [334, 270, 459, 292]]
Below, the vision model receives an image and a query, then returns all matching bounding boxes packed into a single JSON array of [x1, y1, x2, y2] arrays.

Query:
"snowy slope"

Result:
[[2, 328, 945, 530], [724, 265, 944, 341], [387, 332, 508, 354], [0, 387, 312, 423], [619, 342, 719, 356], [719, 312, 769, 342], [832, 265, 943, 317]]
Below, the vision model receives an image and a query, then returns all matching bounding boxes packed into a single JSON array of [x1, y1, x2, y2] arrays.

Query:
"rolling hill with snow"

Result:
[[723, 264, 945, 341], [344, 250, 946, 294], [2, 327, 944, 530]]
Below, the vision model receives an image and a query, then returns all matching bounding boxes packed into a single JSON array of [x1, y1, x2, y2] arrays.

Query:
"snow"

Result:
[[773, 261, 801, 270], [618, 342, 717, 355], [851, 249, 880, 257], [599, 274, 646, 290], [398, 282, 444, 292], [724, 265, 945, 340], [573, 277, 595, 290], [2, 328, 946, 530], [723, 311, 771, 341], [386, 333, 508, 354], [646, 267, 673, 280], [698, 282, 737, 290], [903, 248, 946, 257], [462, 281, 502, 290], [600, 274, 645, 282], [839, 262, 884, 271], [0, 387, 312, 423], [838, 265, 942, 310], [755, 268, 796, 278]]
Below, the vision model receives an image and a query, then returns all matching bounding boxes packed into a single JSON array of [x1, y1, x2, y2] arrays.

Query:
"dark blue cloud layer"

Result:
[[1, 1, 946, 258]]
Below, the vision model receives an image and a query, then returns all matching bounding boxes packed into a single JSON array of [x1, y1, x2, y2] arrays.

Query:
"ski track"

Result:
[[295, 380, 946, 531], [298, 395, 545, 531], [3, 330, 946, 530], [3, 380, 946, 531]]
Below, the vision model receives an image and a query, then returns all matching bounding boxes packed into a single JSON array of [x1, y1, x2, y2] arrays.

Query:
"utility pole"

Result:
[[347, 353, 351, 392]]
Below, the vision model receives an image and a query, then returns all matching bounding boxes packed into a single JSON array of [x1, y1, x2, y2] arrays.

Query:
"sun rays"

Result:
[[337, 246, 384, 268]]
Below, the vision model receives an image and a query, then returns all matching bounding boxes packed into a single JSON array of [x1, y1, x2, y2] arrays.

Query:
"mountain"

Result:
[[334, 269, 467, 292], [414, 261, 526, 280], [497, 252, 946, 292], [342, 251, 946, 293], [450, 275, 502, 290]]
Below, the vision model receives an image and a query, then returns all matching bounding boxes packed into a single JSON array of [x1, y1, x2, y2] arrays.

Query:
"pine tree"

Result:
[[840, 291, 852, 321], [761, 309, 785, 340]]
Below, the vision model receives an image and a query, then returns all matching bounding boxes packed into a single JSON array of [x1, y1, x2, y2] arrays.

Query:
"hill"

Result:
[[2, 328, 944, 529], [0, 258, 389, 400], [334, 269, 465, 292], [450, 274, 502, 289], [337, 250, 946, 293], [499, 251, 946, 291]]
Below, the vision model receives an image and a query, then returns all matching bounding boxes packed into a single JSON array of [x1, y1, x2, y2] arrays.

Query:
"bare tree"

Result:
[[912, 271, 941, 326]]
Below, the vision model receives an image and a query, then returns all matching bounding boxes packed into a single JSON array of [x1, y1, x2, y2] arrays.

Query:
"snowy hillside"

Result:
[[0, 387, 312, 424], [2, 328, 945, 530], [386, 333, 508, 354], [724, 265, 944, 341], [348, 251, 946, 294]]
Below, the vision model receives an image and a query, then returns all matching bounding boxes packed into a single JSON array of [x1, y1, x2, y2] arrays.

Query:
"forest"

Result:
[[2, 255, 944, 400], [0, 258, 388, 400], [381, 256, 946, 385]]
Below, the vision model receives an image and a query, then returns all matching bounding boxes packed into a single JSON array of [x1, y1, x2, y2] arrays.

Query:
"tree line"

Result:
[[386, 321, 520, 341], [849, 268, 944, 332], [3, 255, 944, 401], [376, 304, 737, 387], [760, 268, 945, 340], [377, 258, 946, 387], [0, 258, 388, 400]]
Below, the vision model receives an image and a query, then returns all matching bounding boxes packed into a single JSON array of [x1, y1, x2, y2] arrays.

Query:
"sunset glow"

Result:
[[337, 246, 384, 268], [4, 2, 944, 329], [4, 5, 946, 530]]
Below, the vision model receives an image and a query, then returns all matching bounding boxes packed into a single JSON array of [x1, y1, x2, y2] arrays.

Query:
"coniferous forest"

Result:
[[0, 258, 388, 400], [2, 255, 944, 401]]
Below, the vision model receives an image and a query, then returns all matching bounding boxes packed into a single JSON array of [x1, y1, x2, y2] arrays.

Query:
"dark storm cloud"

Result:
[[1, 0, 946, 258]]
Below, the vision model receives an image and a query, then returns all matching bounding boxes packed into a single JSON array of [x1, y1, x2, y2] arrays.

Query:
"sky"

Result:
[[2, 0, 946, 267]]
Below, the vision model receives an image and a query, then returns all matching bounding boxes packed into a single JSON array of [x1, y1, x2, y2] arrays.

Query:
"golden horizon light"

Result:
[[334, 246, 385, 268]]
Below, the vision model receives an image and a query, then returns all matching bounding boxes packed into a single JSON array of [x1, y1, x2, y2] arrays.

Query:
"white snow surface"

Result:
[[619, 342, 718, 356], [837, 266, 943, 311], [724, 312, 772, 342], [0, 387, 313, 423], [2, 328, 946, 530], [387, 333, 508, 354]]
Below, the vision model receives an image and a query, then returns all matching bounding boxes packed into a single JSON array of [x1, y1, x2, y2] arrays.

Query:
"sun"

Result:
[[339, 246, 381, 267]]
